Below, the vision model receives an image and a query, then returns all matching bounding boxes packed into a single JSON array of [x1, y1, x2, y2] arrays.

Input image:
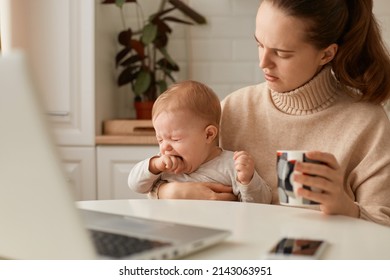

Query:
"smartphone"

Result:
[[266, 238, 328, 260]]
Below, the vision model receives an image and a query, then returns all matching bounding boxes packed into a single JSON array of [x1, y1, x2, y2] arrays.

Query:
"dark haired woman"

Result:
[[154, 0, 390, 226]]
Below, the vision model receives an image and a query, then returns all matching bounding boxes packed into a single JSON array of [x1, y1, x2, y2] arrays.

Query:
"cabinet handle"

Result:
[[47, 111, 70, 117]]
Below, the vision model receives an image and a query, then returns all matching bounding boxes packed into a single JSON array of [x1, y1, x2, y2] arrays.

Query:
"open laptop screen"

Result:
[[0, 51, 96, 259]]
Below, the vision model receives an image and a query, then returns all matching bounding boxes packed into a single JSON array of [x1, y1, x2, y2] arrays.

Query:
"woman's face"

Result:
[[255, 1, 330, 93]]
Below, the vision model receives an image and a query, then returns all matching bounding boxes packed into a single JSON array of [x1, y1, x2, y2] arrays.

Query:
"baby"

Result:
[[128, 80, 272, 203]]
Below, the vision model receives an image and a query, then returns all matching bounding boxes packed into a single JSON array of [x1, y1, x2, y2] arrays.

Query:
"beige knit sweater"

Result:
[[220, 66, 390, 226]]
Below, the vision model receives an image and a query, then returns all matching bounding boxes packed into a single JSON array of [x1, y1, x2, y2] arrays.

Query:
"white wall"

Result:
[[95, 0, 390, 126], [181, 0, 263, 100]]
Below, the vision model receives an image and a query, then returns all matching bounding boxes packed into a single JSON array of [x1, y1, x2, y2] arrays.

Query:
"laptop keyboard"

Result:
[[90, 229, 171, 258]]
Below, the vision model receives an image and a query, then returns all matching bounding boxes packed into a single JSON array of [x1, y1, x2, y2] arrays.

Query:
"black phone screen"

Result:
[[269, 238, 324, 256]]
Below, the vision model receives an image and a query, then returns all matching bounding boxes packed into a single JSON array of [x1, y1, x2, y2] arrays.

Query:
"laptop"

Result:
[[0, 51, 230, 260]]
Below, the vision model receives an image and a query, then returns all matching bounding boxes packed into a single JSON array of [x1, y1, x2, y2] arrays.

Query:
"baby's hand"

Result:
[[233, 151, 255, 185], [152, 154, 186, 174]]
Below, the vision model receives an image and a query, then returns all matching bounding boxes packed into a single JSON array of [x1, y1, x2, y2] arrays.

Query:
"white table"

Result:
[[77, 199, 390, 260]]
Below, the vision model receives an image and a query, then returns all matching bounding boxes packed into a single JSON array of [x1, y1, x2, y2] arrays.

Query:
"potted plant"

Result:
[[102, 0, 207, 119]]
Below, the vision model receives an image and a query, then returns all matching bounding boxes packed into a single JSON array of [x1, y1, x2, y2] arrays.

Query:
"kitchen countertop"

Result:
[[95, 134, 157, 145]]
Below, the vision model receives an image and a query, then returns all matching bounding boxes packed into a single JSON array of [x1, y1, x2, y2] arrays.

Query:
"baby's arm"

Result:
[[233, 151, 272, 203], [233, 151, 255, 185], [128, 158, 160, 194], [129, 154, 185, 194]]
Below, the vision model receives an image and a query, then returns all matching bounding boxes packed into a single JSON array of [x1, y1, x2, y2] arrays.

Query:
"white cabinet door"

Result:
[[97, 146, 159, 200], [0, 0, 95, 146], [60, 147, 97, 201]]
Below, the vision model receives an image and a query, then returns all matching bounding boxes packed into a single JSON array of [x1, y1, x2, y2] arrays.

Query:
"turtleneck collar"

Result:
[[270, 66, 340, 115]]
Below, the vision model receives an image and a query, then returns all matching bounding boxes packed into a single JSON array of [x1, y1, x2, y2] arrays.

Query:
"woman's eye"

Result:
[[275, 51, 292, 59]]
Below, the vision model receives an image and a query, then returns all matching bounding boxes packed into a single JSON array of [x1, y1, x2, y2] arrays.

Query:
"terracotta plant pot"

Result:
[[134, 100, 154, 120]]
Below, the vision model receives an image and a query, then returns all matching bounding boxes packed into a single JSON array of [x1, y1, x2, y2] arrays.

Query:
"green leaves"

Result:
[[105, 0, 206, 100], [118, 29, 132, 46], [156, 80, 168, 93], [115, 0, 126, 8], [134, 70, 151, 96], [158, 47, 177, 67], [141, 24, 158, 45], [168, 0, 207, 24], [117, 65, 138, 86]]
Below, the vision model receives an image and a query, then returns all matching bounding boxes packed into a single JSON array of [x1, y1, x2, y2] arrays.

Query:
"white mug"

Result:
[[276, 150, 320, 206]]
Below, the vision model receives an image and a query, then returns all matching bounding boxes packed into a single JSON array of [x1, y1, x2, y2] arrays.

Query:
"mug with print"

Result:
[[276, 150, 321, 206]]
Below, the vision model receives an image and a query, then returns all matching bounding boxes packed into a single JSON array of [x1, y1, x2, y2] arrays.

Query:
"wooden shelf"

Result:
[[96, 119, 157, 145]]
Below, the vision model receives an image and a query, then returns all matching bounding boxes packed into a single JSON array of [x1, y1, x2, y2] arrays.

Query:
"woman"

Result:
[[153, 0, 390, 226]]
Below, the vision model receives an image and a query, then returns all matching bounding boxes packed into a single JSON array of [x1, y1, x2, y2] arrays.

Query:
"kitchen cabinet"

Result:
[[96, 145, 159, 199], [60, 147, 96, 201], [1, 0, 95, 146], [1, 0, 96, 200]]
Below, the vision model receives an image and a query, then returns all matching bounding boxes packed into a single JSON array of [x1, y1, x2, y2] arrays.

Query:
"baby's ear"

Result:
[[205, 125, 218, 143]]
